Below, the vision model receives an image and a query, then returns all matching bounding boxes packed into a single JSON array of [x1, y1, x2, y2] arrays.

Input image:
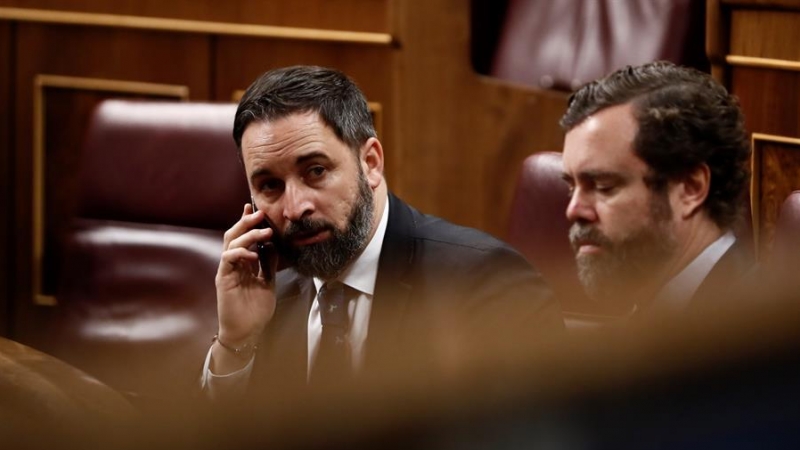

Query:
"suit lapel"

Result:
[[690, 238, 755, 309], [365, 194, 415, 368]]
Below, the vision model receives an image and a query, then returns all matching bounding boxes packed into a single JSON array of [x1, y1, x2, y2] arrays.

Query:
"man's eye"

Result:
[[262, 179, 283, 192], [308, 166, 326, 178], [596, 185, 616, 194]]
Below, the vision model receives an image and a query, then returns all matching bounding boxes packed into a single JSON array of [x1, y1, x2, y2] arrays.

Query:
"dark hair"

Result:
[[560, 61, 750, 229], [233, 65, 376, 152]]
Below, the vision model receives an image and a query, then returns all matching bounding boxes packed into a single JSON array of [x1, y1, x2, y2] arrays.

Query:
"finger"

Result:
[[223, 208, 268, 247], [227, 227, 274, 251], [218, 247, 259, 274]]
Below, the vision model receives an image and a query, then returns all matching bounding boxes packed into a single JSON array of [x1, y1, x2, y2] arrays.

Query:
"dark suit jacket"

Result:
[[688, 237, 757, 314], [636, 237, 757, 317], [249, 193, 561, 393]]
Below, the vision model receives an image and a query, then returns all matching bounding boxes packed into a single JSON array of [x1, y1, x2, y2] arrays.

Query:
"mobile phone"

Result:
[[251, 198, 275, 282]]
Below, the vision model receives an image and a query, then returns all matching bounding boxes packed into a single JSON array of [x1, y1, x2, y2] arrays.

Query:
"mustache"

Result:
[[569, 223, 613, 252], [282, 217, 335, 241]]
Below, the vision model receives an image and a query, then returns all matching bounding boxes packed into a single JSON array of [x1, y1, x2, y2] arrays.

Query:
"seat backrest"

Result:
[[507, 152, 598, 316], [44, 100, 248, 406], [491, 0, 707, 91]]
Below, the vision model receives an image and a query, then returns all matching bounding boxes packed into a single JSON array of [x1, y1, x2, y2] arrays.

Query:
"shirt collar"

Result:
[[649, 229, 736, 313], [313, 194, 389, 296]]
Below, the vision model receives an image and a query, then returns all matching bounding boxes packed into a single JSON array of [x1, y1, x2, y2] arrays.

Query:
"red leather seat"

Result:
[[491, 0, 708, 91], [43, 100, 248, 406]]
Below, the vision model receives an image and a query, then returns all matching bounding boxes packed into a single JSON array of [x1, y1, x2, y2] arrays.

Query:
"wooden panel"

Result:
[[214, 37, 397, 183], [391, 0, 567, 237], [0, 21, 11, 337], [731, 66, 800, 137], [715, 1, 800, 263], [12, 23, 208, 341], [751, 134, 800, 259], [730, 9, 800, 61], [0, 0, 390, 32]]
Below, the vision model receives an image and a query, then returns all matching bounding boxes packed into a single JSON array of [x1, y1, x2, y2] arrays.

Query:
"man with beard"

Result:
[[560, 61, 753, 316], [201, 66, 561, 398]]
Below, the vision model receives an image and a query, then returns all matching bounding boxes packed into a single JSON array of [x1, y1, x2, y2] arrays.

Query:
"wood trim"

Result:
[[750, 132, 800, 261], [0, 7, 396, 46], [726, 55, 800, 72], [706, 0, 728, 84], [36, 74, 190, 98], [31, 74, 189, 306]]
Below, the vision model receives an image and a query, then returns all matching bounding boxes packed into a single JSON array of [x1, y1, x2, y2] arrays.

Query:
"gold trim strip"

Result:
[[36, 74, 190, 98], [0, 7, 395, 45], [751, 132, 800, 146], [726, 55, 800, 72], [31, 74, 189, 306], [749, 133, 800, 261], [32, 75, 47, 306]]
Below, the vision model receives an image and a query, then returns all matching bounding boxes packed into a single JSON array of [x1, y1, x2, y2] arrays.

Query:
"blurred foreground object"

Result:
[[0, 337, 137, 446], [138, 283, 800, 450]]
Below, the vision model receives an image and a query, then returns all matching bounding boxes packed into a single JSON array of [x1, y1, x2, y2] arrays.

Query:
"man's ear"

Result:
[[675, 163, 711, 219], [360, 137, 384, 189]]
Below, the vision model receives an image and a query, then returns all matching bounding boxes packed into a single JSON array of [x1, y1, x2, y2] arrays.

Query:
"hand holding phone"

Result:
[[251, 198, 276, 282]]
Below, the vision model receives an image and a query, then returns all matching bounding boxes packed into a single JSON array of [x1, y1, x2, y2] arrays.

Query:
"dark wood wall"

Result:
[[708, 0, 800, 259], [0, 1, 568, 342]]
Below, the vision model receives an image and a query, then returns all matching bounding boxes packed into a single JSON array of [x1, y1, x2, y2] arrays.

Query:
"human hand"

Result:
[[215, 203, 279, 351]]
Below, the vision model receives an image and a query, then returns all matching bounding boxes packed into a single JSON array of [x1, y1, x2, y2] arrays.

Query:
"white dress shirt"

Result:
[[201, 196, 389, 398]]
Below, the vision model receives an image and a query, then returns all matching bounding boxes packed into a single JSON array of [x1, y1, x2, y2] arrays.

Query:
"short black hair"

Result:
[[233, 65, 376, 152], [560, 61, 750, 229]]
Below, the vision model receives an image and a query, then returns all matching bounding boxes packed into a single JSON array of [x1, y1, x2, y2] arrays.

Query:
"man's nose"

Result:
[[282, 183, 314, 222], [565, 189, 598, 223]]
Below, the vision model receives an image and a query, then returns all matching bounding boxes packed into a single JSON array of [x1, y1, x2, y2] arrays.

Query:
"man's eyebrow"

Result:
[[251, 167, 273, 183], [295, 151, 330, 166], [249, 151, 332, 183], [575, 170, 627, 183]]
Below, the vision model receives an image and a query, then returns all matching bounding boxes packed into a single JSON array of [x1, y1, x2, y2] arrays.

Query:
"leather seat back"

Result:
[[46, 100, 248, 405]]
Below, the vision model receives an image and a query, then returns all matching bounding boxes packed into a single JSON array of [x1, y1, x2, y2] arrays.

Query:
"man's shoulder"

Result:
[[691, 236, 758, 312], [388, 197, 528, 271], [392, 197, 517, 254]]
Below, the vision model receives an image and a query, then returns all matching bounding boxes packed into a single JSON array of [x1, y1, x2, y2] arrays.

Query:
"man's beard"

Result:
[[569, 192, 677, 305], [272, 171, 374, 280]]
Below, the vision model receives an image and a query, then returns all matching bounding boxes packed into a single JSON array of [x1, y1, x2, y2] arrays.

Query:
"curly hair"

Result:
[[233, 66, 376, 153], [560, 61, 750, 229]]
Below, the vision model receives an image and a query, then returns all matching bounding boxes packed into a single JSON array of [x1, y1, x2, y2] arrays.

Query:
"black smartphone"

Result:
[[251, 197, 275, 282]]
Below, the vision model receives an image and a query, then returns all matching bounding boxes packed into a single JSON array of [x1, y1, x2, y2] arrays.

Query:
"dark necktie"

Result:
[[310, 281, 351, 386]]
